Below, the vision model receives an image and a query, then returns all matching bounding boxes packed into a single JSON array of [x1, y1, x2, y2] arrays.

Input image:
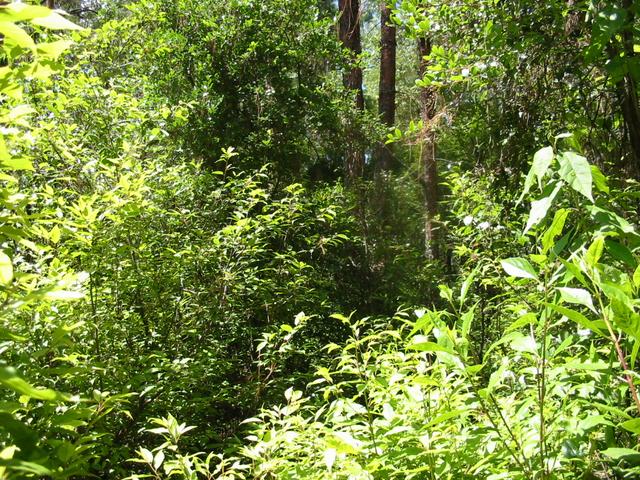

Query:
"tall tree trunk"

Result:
[[618, 0, 640, 176], [338, 0, 365, 180], [376, 1, 396, 172], [418, 36, 440, 261]]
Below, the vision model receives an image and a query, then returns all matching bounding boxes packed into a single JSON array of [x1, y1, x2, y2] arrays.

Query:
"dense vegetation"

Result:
[[1, 0, 640, 478]]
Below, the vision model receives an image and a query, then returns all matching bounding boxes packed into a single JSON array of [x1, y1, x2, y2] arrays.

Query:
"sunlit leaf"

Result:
[[557, 287, 597, 314], [0, 367, 61, 401], [500, 257, 538, 280], [557, 151, 593, 201], [0, 253, 13, 286], [31, 12, 83, 30]]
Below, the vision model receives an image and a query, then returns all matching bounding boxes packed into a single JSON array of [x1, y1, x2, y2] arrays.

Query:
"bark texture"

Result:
[[338, 0, 365, 180], [418, 37, 440, 261], [376, 1, 396, 172]]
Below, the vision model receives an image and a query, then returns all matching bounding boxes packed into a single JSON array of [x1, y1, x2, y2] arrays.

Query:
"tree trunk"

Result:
[[418, 36, 440, 261], [338, 0, 365, 180], [376, 1, 396, 172], [618, 0, 640, 177]]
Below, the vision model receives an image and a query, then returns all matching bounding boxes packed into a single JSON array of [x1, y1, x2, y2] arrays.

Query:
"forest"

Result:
[[1, 0, 640, 478]]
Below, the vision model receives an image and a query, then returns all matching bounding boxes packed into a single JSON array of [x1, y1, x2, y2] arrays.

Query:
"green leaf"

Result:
[[605, 239, 637, 268], [0, 253, 13, 286], [557, 287, 597, 313], [546, 303, 607, 337], [460, 265, 479, 308], [586, 236, 605, 267], [326, 432, 361, 455], [509, 332, 537, 354], [36, 39, 73, 60], [139, 447, 153, 464], [0, 157, 33, 171], [620, 418, 640, 434], [557, 151, 593, 201], [500, 257, 538, 280], [0, 22, 35, 50], [608, 296, 640, 341], [541, 208, 569, 254], [601, 448, 640, 460], [520, 146, 554, 201], [559, 259, 589, 288], [425, 409, 467, 427], [0, 367, 61, 401], [31, 12, 83, 30], [460, 305, 476, 340], [580, 415, 614, 431], [634, 264, 640, 289], [524, 183, 561, 233], [0, 3, 52, 22], [591, 164, 609, 193]]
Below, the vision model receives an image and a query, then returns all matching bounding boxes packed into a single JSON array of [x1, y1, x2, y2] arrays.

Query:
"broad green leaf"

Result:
[[407, 337, 456, 355], [600, 282, 633, 306], [0, 157, 34, 171], [326, 431, 361, 454], [0, 3, 51, 22], [0, 22, 35, 50], [601, 448, 640, 460], [524, 183, 561, 233], [586, 236, 605, 267], [460, 304, 477, 339], [49, 225, 61, 244], [546, 303, 607, 337], [5, 461, 52, 477], [510, 332, 537, 354], [488, 359, 509, 391], [557, 287, 597, 313], [36, 39, 73, 59], [500, 257, 538, 280], [558, 151, 593, 201], [541, 208, 568, 253], [620, 418, 640, 434], [139, 447, 153, 464], [634, 264, 640, 289], [608, 297, 640, 340], [531, 146, 554, 189], [580, 415, 614, 431], [0, 367, 60, 401], [563, 360, 610, 371], [505, 312, 537, 333], [591, 164, 609, 193], [0, 253, 13, 286], [559, 259, 589, 288], [3, 104, 35, 121], [0, 326, 25, 342], [520, 146, 553, 200], [588, 205, 636, 234], [31, 12, 82, 30], [425, 409, 467, 427], [605, 239, 637, 268], [460, 265, 479, 308]]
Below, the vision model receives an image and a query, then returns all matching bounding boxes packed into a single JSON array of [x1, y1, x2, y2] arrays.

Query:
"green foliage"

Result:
[[0, 0, 638, 477], [217, 148, 640, 480], [85, 0, 352, 178]]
